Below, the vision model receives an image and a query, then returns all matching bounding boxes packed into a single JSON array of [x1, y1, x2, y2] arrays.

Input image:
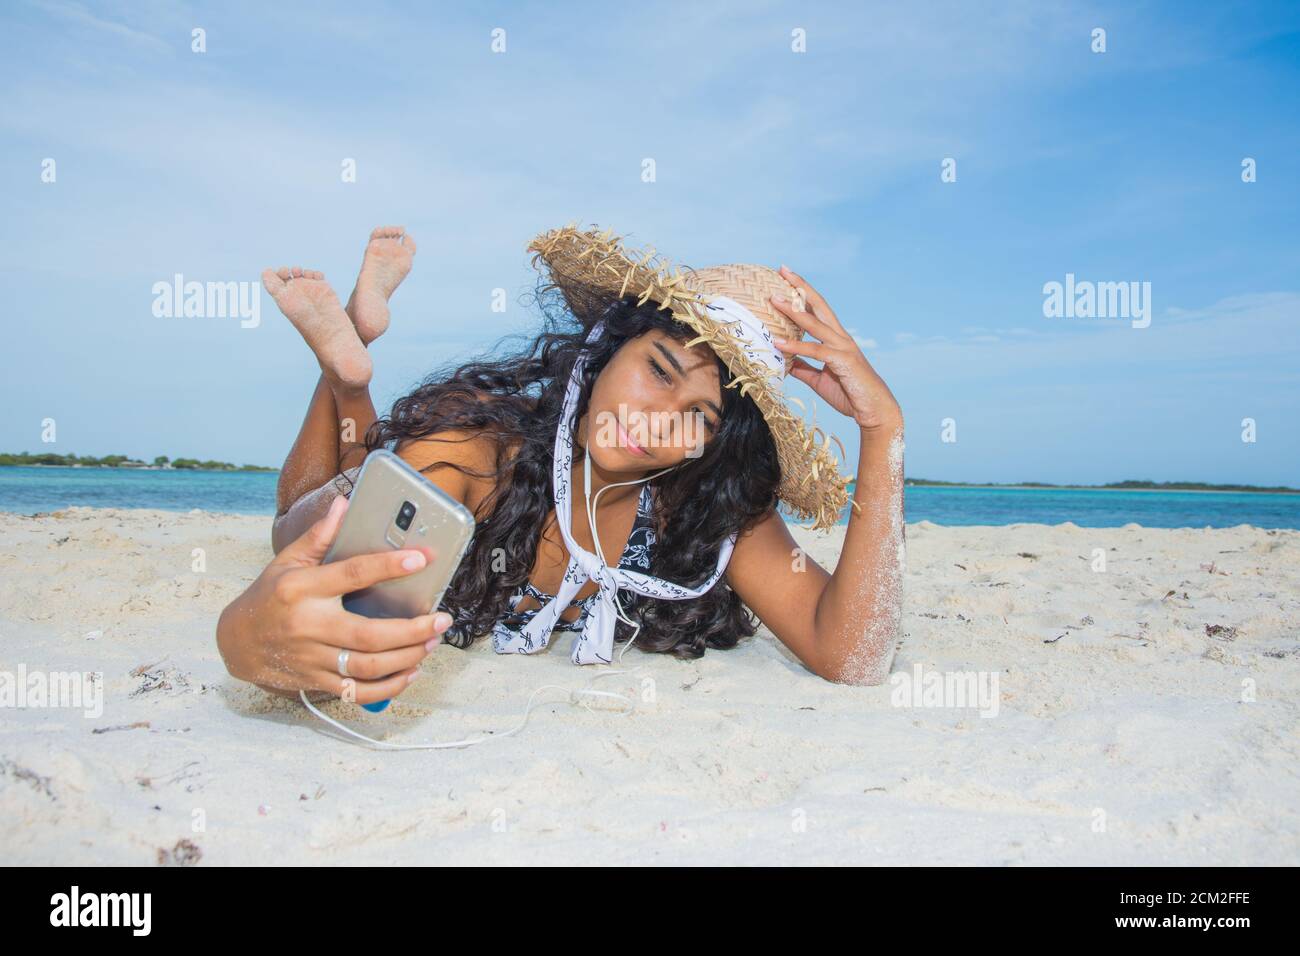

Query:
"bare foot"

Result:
[[261, 267, 372, 390], [346, 226, 417, 345]]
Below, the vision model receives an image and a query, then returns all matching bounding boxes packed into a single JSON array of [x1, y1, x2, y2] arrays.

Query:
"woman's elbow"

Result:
[[815, 633, 898, 686]]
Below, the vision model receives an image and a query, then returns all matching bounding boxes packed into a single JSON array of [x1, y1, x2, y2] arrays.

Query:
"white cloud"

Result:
[[29, 0, 171, 53]]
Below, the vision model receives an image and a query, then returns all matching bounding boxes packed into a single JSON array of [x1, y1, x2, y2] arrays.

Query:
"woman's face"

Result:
[[582, 329, 723, 471]]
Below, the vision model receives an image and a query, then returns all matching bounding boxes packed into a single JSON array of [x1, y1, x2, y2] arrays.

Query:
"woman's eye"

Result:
[[650, 355, 714, 432]]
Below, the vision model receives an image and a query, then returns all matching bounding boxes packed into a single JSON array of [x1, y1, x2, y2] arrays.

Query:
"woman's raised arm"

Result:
[[725, 264, 906, 684]]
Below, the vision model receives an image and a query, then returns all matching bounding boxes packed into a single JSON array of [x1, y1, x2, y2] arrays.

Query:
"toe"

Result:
[[402, 233, 418, 254], [260, 268, 285, 293]]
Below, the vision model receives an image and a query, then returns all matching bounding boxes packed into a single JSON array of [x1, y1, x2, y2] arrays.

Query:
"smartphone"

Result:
[[323, 448, 476, 711]]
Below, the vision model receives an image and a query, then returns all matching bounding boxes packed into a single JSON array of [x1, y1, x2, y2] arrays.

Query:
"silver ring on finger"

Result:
[[337, 649, 351, 678]]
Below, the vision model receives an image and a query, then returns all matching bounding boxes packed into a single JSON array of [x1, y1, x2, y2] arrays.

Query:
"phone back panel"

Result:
[[322, 449, 476, 619]]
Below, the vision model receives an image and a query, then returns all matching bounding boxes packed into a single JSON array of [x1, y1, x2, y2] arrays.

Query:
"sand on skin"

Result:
[[0, 507, 1297, 865]]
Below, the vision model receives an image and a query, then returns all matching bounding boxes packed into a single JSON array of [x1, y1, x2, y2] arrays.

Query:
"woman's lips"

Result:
[[617, 420, 648, 456]]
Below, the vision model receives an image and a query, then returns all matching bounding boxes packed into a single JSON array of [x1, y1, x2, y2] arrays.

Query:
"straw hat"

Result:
[[527, 223, 856, 532]]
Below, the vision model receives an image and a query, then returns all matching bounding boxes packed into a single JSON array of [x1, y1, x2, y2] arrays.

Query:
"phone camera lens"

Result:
[[396, 500, 416, 531]]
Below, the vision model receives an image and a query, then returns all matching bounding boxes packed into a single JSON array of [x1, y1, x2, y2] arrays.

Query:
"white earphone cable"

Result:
[[584, 439, 677, 665]]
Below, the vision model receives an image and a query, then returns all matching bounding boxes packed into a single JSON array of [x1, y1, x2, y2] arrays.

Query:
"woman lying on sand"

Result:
[[216, 224, 905, 706]]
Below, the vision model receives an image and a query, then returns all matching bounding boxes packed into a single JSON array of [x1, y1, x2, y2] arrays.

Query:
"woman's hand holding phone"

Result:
[[216, 495, 452, 705]]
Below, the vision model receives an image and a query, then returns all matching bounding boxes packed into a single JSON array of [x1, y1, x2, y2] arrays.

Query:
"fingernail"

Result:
[[407, 671, 421, 685], [771, 293, 787, 303], [434, 612, 453, 631], [401, 552, 426, 571], [424, 637, 440, 652], [773, 338, 789, 345]]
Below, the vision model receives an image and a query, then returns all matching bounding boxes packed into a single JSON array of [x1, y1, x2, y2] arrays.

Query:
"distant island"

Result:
[[894, 478, 1299, 494], [0, 452, 276, 472]]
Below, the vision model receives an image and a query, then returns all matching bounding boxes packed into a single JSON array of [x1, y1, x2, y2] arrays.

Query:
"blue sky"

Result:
[[1, 0, 1297, 485]]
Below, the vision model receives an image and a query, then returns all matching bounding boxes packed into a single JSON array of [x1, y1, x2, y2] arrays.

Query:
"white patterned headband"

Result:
[[697, 294, 787, 385]]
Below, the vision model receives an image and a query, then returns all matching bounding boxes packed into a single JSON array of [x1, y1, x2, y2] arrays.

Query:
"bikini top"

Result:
[[441, 482, 656, 645]]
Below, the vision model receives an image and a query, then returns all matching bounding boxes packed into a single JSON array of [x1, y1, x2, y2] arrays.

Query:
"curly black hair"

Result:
[[361, 279, 782, 658]]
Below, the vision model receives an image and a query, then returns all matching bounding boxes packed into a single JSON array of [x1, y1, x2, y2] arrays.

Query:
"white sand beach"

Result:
[[1, 507, 1297, 865]]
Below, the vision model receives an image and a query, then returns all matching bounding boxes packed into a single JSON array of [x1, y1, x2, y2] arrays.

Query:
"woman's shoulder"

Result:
[[395, 426, 504, 516], [395, 424, 500, 468], [395, 392, 540, 516]]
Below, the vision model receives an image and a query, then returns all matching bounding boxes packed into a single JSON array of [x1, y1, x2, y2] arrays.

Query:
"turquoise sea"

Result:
[[0, 466, 281, 516], [1, 466, 1298, 529]]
